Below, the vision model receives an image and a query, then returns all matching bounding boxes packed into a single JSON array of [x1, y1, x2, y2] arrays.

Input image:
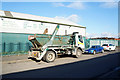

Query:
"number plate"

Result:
[[34, 52, 37, 57], [32, 52, 38, 57]]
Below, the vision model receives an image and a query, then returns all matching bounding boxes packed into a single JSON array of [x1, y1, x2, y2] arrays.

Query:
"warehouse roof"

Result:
[[0, 10, 86, 28]]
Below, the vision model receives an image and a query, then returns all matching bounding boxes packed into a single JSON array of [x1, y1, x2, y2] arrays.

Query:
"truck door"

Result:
[[77, 35, 84, 48]]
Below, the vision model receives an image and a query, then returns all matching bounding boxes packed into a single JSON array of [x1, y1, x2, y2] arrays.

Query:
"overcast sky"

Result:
[[1, 0, 119, 38]]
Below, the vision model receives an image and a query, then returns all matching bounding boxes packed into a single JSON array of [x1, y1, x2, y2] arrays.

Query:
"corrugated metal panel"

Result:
[[89, 39, 118, 47], [1, 33, 33, 53], [0, 10, 86, 28], [118, 40, 120, 46]]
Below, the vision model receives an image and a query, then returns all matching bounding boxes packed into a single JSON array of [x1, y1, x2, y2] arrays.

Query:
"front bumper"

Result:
[[28, 51, 41, 59]]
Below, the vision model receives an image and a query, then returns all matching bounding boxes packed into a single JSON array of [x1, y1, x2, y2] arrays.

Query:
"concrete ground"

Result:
[[1, 47, 120, 79]]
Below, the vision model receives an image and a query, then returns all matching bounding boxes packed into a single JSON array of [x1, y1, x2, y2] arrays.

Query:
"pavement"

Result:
[[2, 54, 29, 64]]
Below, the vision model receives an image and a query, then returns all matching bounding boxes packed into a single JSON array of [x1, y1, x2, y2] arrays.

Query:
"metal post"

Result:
[[9, 43, 14, 52], [3, 42, 5, 52], [18, 42, 21, 51], [26, 43, 29, 51]]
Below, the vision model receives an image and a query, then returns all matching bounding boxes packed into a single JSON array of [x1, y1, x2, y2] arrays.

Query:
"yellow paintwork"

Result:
[[78, 42, 84, 45]]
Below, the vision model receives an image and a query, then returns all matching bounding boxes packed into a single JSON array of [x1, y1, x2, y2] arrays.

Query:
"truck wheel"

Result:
[[75, 49, 82, 58], [93, 50, 96, 55], [44, 51, 56, 63]]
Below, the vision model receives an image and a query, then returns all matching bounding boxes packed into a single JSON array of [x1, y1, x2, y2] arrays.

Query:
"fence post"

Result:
[[9, 43, 14, 52], [26, 43, 29, 51], [99, 39, 101, 46], [3, 42, 5, 52], [18, 42, 21, 51]]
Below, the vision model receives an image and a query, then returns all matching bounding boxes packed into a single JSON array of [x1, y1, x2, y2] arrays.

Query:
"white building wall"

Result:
[[68, 27, 85, 36], [0, 18, 86, 36]]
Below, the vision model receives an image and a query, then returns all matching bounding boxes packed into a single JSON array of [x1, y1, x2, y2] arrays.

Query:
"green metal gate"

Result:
[[89, 39, 118, 47]]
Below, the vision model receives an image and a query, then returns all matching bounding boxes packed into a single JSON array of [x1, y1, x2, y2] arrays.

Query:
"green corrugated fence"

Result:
[[0, 32, 119, 56], [89, 39, 118, 47], [1, 33, 33, 56]]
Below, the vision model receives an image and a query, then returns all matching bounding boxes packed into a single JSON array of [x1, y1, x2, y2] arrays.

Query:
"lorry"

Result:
[[28, 25, 85, 63]]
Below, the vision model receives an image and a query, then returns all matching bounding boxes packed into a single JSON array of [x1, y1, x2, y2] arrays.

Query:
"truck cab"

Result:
[[69, 32, 85, 50], [76, 33, 85, 49]]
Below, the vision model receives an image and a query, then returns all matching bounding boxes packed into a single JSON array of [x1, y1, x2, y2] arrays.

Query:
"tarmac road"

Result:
[[2, 47, 120, 79]]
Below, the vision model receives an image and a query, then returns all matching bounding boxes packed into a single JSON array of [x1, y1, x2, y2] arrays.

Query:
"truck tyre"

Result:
[[75, 49, 82, 58], [44, 51, 56, 63]]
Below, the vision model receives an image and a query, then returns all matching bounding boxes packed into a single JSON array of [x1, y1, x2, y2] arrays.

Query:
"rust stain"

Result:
[[43, 28, 48, 34]]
